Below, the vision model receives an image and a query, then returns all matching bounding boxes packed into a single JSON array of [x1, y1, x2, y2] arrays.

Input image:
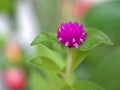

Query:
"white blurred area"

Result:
[[0, 13, 12, 40], [0, 0, 39, 89], [15, 0, 39, 50], [0, 0, 39, 52]]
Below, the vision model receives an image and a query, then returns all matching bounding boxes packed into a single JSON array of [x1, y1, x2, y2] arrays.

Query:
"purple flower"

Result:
[[57, 22, 87, 48]]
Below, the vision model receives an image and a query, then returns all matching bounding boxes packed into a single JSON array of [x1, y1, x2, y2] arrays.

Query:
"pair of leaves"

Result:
[[29, 28, 113, 73]]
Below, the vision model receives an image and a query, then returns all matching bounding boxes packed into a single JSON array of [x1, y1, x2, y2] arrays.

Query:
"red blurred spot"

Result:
[[3, 67, 26, 90]]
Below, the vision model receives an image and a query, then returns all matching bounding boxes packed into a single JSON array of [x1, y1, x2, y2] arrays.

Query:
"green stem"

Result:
[[65, 49, 72, 83]]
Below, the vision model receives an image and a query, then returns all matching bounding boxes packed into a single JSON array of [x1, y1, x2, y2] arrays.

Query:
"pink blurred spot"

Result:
[[73, 0, 93, 18], [3, 67, 26, 90]]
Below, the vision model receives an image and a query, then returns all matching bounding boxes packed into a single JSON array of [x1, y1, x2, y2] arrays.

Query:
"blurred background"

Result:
[[0, 0, 120, 90]]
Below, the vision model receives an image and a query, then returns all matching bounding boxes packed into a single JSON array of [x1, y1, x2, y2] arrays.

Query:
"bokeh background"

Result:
[[0, 0, 120, 90]]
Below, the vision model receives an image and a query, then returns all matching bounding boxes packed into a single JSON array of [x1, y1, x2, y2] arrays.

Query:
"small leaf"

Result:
[[71, 49, 90, 71], [28, 56, 61, 73], [36, 44, 65, 69], [31, 32, 65, 53], [79, 28, 113, 51], [61, 81, 105, 90], [31, 32, 56, 45]]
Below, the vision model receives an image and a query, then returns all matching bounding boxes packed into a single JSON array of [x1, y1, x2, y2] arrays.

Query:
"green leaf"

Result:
[[61, 81, 104, 90], [31, 32, 65, 53], [78, 28, 113, 51], [29, 67, 64, 90], [73, 81, 104, 90], [36, 44, 65, 69], [71, 28, 113, 71], [46, 72, 65, 90], [28, 56, 62, 73], [71, 49, 90, 71], [29, 69, 50, 90], [31, 32, 56, 46]]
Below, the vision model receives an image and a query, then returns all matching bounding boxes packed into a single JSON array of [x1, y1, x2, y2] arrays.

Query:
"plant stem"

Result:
[[65, 49, 72, 82]]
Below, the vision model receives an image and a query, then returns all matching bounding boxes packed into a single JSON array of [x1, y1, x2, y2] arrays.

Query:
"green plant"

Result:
[[28, 22, 113, 90]]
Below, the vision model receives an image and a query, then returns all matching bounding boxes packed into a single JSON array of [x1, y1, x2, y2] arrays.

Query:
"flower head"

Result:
[[57, 22, 87, 48]]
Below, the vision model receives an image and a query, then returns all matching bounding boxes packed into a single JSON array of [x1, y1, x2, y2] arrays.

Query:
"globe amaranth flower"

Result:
[[57, 22, 87, 48]]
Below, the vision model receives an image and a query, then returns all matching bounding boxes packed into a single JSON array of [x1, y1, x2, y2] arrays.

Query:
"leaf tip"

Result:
[[106, 40, 114, 45], [30, 42, 34, 46]]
